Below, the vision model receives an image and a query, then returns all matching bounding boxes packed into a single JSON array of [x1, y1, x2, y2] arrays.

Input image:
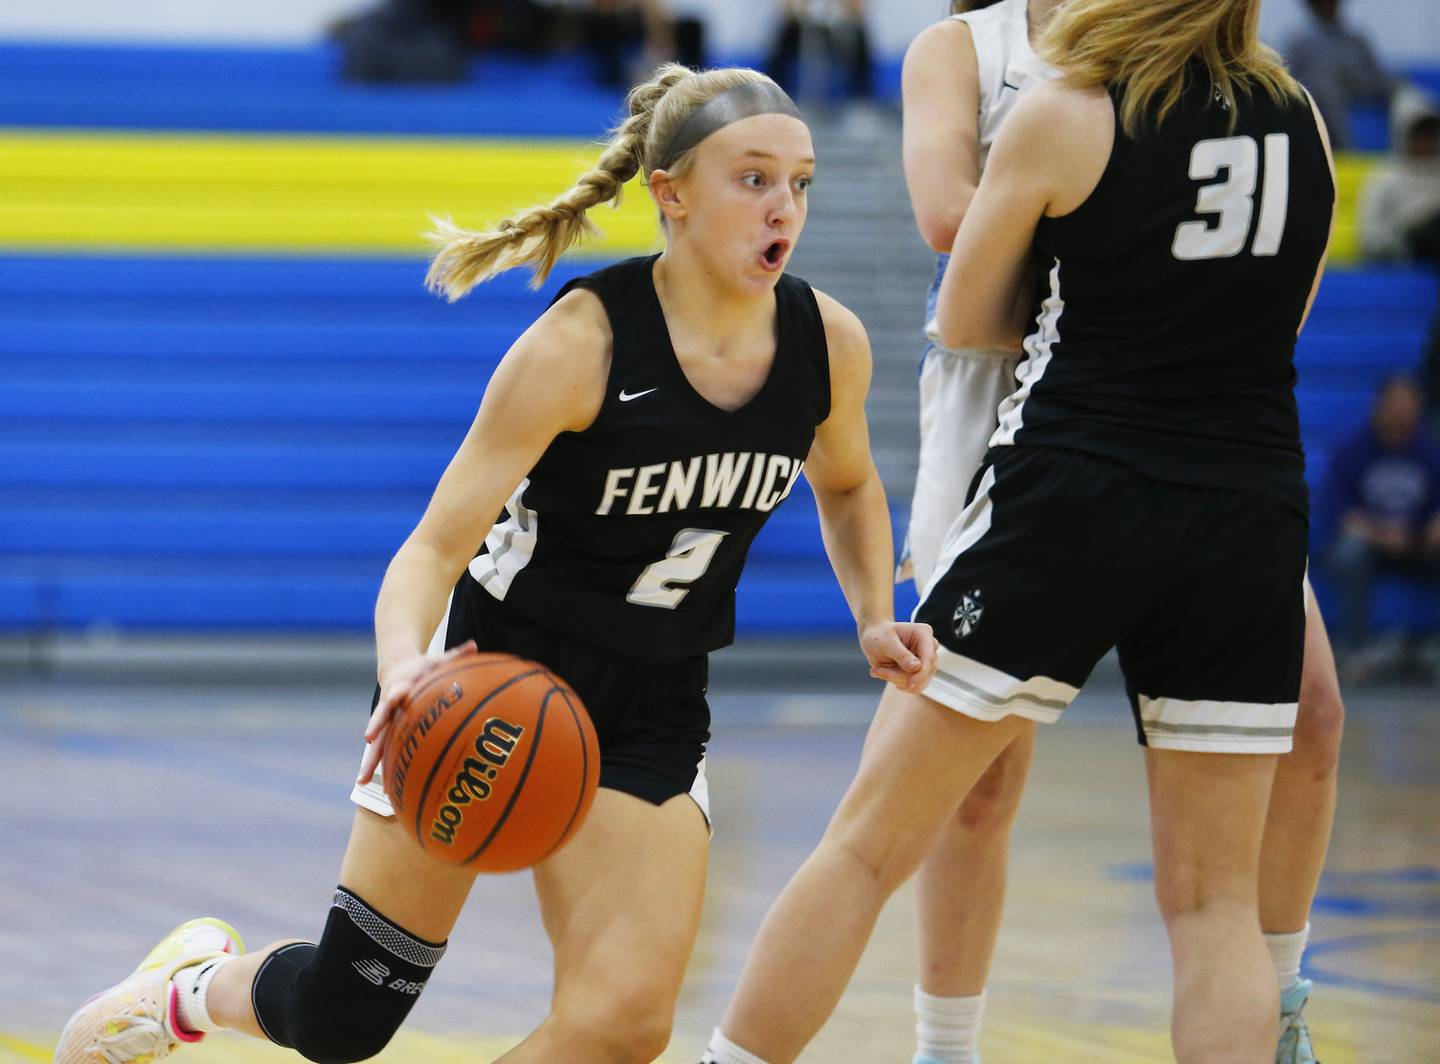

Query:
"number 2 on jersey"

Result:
[[1172, 134, 1289, 261], [627, 528, 729, 609]]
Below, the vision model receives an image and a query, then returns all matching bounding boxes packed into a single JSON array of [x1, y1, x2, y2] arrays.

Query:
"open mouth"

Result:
[[760, 240, 789, 270]]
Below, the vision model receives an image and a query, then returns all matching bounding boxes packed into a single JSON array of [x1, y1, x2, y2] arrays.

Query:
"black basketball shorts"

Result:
[[913, 446, 1308, 754], [351, 575, 712, 826]]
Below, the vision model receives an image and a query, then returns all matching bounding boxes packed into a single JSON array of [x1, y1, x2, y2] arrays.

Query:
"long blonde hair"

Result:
[[1038, 0, 1302, 138], [426, 63, 777, 300]]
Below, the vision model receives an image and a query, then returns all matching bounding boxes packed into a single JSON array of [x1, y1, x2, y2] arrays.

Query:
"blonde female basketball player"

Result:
[[899, 3, 1345, 1062], [54, 63, 937, 1064], [701, 1, 1336, 1061]]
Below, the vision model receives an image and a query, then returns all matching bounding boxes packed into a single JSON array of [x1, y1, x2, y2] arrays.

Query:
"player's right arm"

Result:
[[935, 79, 1113, 351], [361, 288, 611, 776], [902, 18, 982, 253]]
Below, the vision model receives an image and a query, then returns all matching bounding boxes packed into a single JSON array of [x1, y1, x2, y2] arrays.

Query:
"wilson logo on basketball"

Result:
[[429, 717, 526, 846], [388, 680, 464, 812]]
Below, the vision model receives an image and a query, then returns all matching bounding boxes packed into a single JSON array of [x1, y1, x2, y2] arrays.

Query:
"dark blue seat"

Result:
[[1, 255, 1434, 636], [0, 43, 621, 136]]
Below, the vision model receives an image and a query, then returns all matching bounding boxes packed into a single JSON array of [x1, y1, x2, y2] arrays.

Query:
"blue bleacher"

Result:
[[0, 42, 623, 136], [1, 254, 1434, 634], [2, 38, 1438, 639], [0, 41, 909, 134], [0, 41, 1431, 140], [1, 253, 1435, 634], [1300, 269, 1438, 634], [0, 254, 898, 633]]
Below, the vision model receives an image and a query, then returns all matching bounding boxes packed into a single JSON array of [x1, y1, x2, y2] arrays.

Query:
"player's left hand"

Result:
[[860, 620, 939, 693]]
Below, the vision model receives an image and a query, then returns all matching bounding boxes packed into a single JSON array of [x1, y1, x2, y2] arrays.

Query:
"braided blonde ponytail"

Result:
[[425, 62, 776, 300], [425, 64, 691, 300]]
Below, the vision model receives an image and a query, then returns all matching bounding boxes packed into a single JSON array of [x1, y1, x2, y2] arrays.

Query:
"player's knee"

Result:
[[252, 941, 412, 1064], [822, 824, 917, 895], [552, 984, 675, 1063], [1292, 673, 1345, 778], [953, 730, 1033, 834], [1152, 864, 1255, 924], [286, 1006, 402, 1064], [252, 890, 445, 1064], [956, 763, 1026, 834]]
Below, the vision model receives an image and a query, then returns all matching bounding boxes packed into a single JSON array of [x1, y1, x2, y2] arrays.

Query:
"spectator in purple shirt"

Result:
[[1325, 374, 1440, 668]]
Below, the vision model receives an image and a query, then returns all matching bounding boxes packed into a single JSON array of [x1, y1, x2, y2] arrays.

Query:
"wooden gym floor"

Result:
[[2, 673, 1436, 1062]]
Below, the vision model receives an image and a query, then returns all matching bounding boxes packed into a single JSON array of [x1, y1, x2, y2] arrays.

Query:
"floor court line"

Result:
[[5, 680, 1436, 1061], [0, 1020, 1368, 1064]]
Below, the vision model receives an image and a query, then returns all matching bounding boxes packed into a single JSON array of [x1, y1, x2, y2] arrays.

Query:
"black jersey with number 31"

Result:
[[991, 73, 1334, 515], [461, 255, 831, 661]]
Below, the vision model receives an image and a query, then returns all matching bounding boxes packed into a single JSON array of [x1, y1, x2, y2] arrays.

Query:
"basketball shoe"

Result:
[[1276, 978, 1319, 1064], [53, 917, 244, 1064]]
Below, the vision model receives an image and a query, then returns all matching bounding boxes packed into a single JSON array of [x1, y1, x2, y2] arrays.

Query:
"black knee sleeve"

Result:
[[252, 887, 446, 1064]]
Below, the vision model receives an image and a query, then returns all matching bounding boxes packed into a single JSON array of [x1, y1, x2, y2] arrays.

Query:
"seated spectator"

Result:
[[333, 0, 559, 81], [333, 0, 473, 83], [1324, 375, 1440, 673], [584, 0, 706, 88], [767, 0, 874, 105], [1360, 86, 1440, 264], [1283, 0, 1392, 151]]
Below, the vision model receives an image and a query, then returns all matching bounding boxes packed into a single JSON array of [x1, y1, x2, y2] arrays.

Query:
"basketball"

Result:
[[382, 653, 599, 872]]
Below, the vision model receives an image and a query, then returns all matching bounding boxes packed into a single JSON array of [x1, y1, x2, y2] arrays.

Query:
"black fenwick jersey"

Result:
[[462, 255, 831, 660], [993, 72, 1334, 515]]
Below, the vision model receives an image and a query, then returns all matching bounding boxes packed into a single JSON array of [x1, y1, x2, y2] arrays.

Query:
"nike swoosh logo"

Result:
[[618, 388, 658, 402], [1001, 79, 1020, 92], [192, 960, 217, 994]]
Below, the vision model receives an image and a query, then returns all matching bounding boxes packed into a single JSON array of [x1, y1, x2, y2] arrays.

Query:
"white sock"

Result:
[[913, 986, 985, 1064], [1264, 922, 1309, 994], [702, 1028, 773, 1064], [170, 953, 234, 1035]]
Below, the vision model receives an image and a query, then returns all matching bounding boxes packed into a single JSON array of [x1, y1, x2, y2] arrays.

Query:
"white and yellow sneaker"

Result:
[[53, 917, 244, 1064]]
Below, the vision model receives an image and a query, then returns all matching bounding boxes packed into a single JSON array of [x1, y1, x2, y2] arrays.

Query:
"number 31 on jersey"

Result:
[[1172, 133, 1289, 261]]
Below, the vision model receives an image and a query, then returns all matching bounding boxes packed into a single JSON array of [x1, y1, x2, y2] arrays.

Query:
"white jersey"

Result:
[[905, 1, 1057, 590], [954, 0, 1055, 168], [922, 0, 1056, 351]]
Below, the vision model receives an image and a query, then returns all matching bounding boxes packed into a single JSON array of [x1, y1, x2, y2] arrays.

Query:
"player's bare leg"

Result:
[[713, 686, 1031, 1064], [498, 789, 708, 1064], [909, 727, 1034, 1063], [1261, 595, 1343, 932], [54, 807, 476, 1063], [205, 807, 477, 1038], [1147, 748, 1279, 1063], [1258, 594, 1343, 1060], [913, 727, 1034, 997]]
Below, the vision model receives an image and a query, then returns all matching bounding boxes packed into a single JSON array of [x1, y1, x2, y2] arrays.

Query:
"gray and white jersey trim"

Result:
[[992, 258, 1063, 448], [469, 477, 539, 601]]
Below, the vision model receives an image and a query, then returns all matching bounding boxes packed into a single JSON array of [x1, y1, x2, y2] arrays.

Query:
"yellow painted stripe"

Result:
[[0, 130, 1377, 263], [1, 1030, 693, 1063], [0, 129, 661, 256], [0, 1034, 47, 1063], [985, 1017, 1362, 1063], [1328, 153, 1376, 265]]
